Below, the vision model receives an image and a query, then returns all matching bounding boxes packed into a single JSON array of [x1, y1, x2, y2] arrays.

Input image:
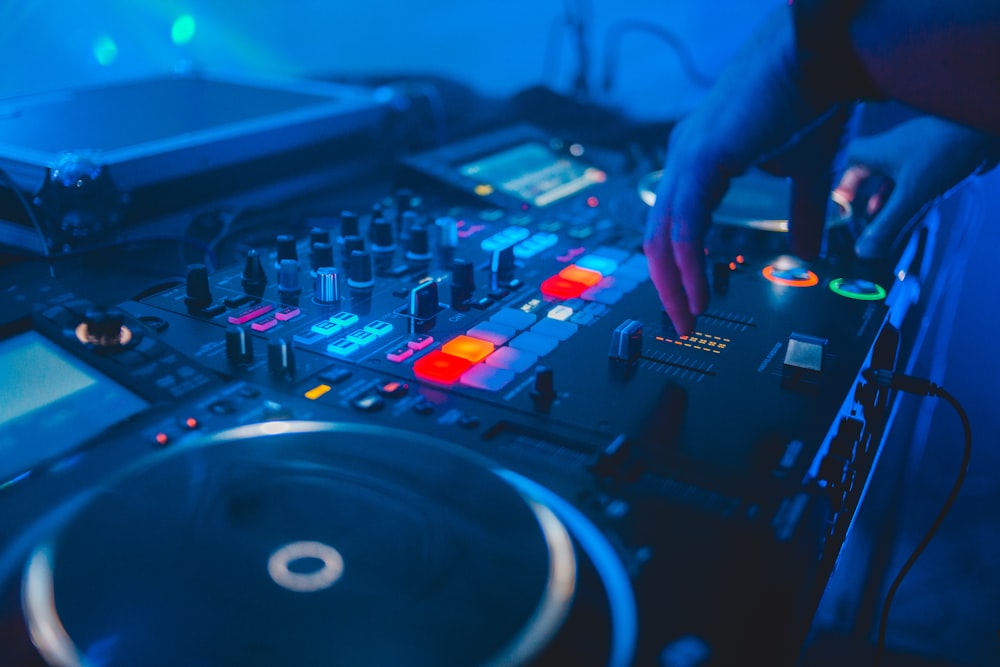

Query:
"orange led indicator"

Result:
[[441, 335, 494, 363], [762, 265, 819, 287], [184, 417, 198, 430], [155, 432, 169, 446], [474, 183, 494, 196], [736, 255, 746, 264], [728, 262, 737, 271], [540, 276, 587, 299], [304, 384, 332, 400], [413, 350, 472, 384], [558, 264, 603, 286]]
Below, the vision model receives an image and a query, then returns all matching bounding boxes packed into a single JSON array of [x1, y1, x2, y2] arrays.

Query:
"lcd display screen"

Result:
[[0, 331, 148, 479], [458, 142, 606, 207]]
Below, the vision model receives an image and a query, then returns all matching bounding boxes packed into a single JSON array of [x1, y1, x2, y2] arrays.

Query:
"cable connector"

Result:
[[862, 368, 939, 396]]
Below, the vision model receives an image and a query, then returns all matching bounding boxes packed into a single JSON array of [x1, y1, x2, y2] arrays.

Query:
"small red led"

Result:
[[184, 417, 199, 430], [155, 432, 169, 446], [728, 262, 737, 271], [540, 276, 588, 299], [736, 255, 745, 264], [586, 196, 599, 208], [413, 350, 472, 384]]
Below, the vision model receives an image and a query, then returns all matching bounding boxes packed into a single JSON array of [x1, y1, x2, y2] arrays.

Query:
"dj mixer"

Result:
[[0, 123, 921, 666]]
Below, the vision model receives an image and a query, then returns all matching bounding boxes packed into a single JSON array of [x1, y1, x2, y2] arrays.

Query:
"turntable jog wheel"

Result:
[[21, 422, 586, 667]]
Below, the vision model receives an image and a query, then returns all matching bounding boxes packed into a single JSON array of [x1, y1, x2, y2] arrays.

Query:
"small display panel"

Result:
[[0, 331, 148, 480], [459, 142, 606, 207]]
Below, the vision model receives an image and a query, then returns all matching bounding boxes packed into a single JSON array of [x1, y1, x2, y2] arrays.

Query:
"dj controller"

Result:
[[0, 123, 922, 666]]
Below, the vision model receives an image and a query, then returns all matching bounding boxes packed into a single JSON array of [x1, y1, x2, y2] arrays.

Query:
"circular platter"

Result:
[[17, 421, 633, 667]]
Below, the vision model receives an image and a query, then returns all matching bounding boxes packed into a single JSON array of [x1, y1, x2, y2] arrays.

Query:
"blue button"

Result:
[[460, 364, 516, 391], [327, 339, 360, 356], [577, 255, 618, 275], [530, 318, 578, 341], [485, 346, 537, 373], [467, 322, 516, 345], [346, 329, 378, 346], [509, 332, 558, 356], [329, 311, 360, 327], [490, 308, 536, 331], [311, 320, 343, 336], [364, 320, 393, 337]]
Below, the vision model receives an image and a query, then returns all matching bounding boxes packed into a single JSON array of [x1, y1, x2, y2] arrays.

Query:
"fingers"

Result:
[[645, 183, 700, 336], [854, 183, 917, 258], [644, 232, 696, 336]]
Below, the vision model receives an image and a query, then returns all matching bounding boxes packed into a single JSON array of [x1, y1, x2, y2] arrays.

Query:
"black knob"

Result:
[[370, 217, 396, 252], [342, 235, 365, 263], [395, 188, 414, 216], [406, 226, 432, 263], [225, 325, 253, 364], [399, 209, 419, 236], [310, 242, 334, 275], [277, 259, 301, 302], [309, 227, 330, 247], [184, 263, 213, 313], [339, 210, 360, 238], [84, 306, 125, 344], [348, 250, 374, 289], [451, 258, 476, 292], [530, 366, 556, 411], [267, 337, 295, 375], [241, 249, 267, 297], [276, 234, 298, 268]]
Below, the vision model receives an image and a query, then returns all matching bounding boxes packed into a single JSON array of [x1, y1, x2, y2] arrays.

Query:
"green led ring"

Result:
[[829, 277, 886, 301]]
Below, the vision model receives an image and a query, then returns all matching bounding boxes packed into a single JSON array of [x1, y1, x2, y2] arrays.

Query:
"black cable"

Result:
[[0, 165, 55, 277], [863, 370, 972, 667], [602, 19, 716, 93]]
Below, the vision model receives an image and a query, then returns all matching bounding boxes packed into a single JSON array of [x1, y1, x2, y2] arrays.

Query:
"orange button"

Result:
[[413, 350, 472, 384], [558, 264, 602, 286], [441, 335, 494, 363]]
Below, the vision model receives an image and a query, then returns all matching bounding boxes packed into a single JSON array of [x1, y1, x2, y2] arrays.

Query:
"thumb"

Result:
[[854, 179, 925, 258]]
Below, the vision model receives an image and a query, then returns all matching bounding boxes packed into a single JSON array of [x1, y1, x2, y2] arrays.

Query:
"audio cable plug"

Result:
[[862, 368, 940, 396]]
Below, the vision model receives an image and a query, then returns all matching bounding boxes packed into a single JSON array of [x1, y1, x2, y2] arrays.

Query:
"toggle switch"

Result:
[[409, 280, 440, 320], [608, 319, 643, 362], [226, 324, 254, 364]]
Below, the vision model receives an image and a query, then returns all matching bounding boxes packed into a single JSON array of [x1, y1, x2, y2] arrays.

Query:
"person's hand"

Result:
[[835, 116, 992, 259], [644, 6, 847, 335]]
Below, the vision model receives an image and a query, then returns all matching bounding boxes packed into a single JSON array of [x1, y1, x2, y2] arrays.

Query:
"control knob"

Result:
[[241, 249, 268, 297], [184, 263, 213, 314]]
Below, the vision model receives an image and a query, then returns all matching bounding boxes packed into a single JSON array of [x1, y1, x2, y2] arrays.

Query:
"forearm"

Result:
[[794, 0, 1000, 136]]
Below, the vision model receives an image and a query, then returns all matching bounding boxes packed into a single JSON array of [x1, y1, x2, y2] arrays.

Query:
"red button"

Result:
[[540, 276, 587, 299], [413, 350, 472, 384]]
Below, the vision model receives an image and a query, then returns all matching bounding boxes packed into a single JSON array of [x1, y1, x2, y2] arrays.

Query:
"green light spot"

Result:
[[171, 15, 196, 45], [93, 35, 118, 66], [829, 278, 886, 301]]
